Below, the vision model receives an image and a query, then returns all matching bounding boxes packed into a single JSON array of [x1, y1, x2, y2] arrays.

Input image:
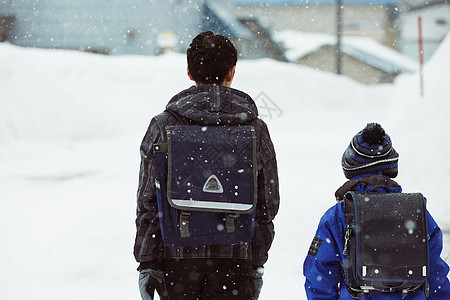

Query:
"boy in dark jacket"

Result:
[[303, 123, 450, 299], [134, 31, 280, 300]]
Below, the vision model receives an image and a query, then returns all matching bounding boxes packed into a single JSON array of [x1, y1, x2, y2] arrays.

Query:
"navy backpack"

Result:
[[153, 124, 257, 247], [343, 191, 429, 297]]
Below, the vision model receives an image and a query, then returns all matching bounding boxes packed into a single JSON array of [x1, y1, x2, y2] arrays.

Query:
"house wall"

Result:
[[397, 4, 450, 61], [235, 4, 398, 47], [0, 0, 285, 59], [297, 45, 394, 84], [0, 0, 204, 55]]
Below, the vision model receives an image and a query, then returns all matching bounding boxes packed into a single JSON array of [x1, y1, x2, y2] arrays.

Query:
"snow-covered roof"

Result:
[[206, 0, 253, 39], [342, 37, 419, 73], [275, 30, 418, 73]]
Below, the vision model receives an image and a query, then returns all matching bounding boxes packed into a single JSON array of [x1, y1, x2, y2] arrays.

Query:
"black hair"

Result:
[[187, 31, 237, 85]]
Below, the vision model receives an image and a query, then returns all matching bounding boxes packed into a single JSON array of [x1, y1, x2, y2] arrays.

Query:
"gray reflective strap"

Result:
[[225, 213, 238, 233], [180, 212, 191, 238]]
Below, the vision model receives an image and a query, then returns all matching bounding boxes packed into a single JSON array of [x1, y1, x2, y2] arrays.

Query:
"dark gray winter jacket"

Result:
[[134, 84, 280, 269]]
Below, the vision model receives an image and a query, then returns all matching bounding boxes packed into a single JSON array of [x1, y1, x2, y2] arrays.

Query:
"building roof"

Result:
[[402, 0, 449, 11], [276, 30, 418, 73], [235, 0, 397, 5], [205, 0, 253, 39], [340, 38, 416, 73]]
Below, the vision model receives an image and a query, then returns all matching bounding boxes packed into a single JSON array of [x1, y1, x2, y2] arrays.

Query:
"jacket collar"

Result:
[[335, 175, 402, 201], [165, 85, 258, 126]]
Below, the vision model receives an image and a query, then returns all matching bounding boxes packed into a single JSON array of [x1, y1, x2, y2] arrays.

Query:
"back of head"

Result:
[[341, 123, 399, 179], [187, 31, 237, 85]]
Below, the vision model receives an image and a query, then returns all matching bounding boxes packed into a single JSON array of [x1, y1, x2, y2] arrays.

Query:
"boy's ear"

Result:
[[187, 67, 195, 81], [224, 65, 236, 83]]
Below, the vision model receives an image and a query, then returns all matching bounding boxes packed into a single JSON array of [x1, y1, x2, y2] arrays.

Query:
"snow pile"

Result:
[[0, 44, 189, 142], [388, 32, 450, 225], [0, 34, 449, 299]]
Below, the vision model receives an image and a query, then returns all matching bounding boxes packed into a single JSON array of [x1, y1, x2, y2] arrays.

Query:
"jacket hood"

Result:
[[165, 85, 258, 125], [335, 175, 402, 201]]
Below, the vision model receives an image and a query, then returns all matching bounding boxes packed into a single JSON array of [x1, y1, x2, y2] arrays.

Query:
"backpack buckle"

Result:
[[225, 213, 238, 233], [180, 211, 191, 238], [343, 226, 352, 255]]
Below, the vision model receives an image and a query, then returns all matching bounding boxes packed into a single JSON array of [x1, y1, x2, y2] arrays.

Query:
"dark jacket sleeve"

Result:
[[251, 119, 280, 267], [133, 117, 165, 267]]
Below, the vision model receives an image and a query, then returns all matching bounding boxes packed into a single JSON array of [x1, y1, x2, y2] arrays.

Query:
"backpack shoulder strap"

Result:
[[342, 192, 355, 256], [165, 109, 189, 125]]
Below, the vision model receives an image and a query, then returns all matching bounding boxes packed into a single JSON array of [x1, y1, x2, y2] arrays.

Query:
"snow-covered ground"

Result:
[[1, 33, 449, 299]]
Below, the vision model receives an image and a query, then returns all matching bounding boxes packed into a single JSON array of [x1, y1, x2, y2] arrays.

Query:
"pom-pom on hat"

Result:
[[341, 123, 399, 179]]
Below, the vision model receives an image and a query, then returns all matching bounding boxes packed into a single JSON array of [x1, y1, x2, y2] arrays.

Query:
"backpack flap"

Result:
[[345, 191, 429, 293], [167, 125, 257, 213], [154, 125, 257, 247]]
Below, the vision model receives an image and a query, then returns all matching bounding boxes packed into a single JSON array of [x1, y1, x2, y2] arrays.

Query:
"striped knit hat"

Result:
[[342, 123, 399, 179]]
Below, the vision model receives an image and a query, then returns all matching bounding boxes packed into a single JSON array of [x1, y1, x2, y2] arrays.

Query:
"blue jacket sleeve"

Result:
[[426, 211, 450, 298], [303, 203, 345, 300]]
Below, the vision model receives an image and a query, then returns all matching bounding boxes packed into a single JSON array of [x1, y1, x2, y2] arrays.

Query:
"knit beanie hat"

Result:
[[341, 123, 399, 179]]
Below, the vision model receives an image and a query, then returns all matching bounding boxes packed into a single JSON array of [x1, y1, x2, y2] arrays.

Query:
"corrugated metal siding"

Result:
[[2, 0, 204, 55]]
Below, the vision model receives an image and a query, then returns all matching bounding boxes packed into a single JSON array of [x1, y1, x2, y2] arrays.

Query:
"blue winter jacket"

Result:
[[303, 175, 450, 299]]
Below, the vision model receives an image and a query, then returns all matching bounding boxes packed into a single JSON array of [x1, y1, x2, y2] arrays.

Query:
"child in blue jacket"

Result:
[[303, 123, 450, 299]]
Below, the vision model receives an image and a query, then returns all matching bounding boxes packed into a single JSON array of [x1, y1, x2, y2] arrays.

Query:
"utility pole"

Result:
[[336, 0, 343, 74], [418, 16, 424, 97]]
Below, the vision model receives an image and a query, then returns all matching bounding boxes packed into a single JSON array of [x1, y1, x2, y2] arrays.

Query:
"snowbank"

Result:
[[0, 35, 449, 299], [388, 33, 450, 226], [0, 43, 189, 142]]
